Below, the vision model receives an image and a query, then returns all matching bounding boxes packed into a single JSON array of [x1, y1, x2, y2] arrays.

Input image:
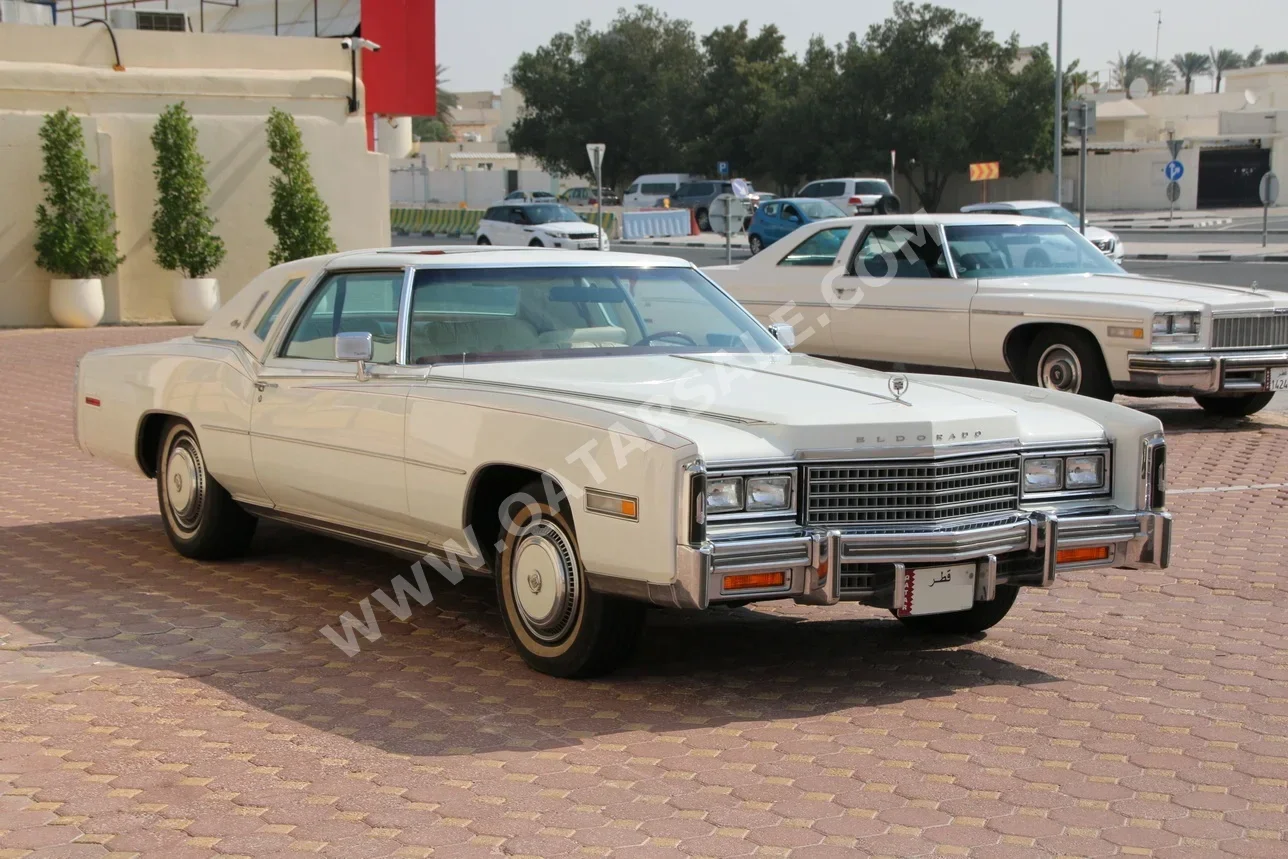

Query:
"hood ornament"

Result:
[[888, 374, 910, 401]]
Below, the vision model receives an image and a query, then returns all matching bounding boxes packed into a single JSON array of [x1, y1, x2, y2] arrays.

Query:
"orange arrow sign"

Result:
[[969, 162, 1000, 182]]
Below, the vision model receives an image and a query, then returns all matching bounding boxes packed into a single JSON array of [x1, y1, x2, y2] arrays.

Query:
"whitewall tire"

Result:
[[170, 278, 221, 325], [50, 279, 105, 328]]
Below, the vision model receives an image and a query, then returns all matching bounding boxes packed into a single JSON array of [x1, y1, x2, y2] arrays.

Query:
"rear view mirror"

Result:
[[335, 331, 374, 381], [768, 323, 796, 349]]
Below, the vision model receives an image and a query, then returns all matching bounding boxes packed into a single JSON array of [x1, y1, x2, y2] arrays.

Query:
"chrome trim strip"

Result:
[[405, 458, 468, 475], [971, 309, 1024, 317], [250, 431, 405, 462], [200, 424, 250, 436], [395, 264, 416, 366], [977, 554, 998, 601], [794, 438, 1022, 461], [1140, 432, 1166, 510]]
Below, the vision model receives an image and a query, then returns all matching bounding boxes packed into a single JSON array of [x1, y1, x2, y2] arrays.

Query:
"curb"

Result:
[[1125, 252, 1288, 262], [616, 239, 747, 250], [1096, 217, 1234, 228]]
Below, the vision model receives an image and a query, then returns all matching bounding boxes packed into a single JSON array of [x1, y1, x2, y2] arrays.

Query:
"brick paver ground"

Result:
[[1, 326, 1285, 859]]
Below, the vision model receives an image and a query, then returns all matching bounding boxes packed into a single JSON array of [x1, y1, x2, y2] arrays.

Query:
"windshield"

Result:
[[524, 205, 582, 225], [944, 224, 1125, 278], [854, 180, 892, 195], [797, 200, 848, 219], [1020, 205, 1079, 227], [408, 266, 781, 364]]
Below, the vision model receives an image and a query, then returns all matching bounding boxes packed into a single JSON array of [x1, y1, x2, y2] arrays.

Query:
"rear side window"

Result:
[[853, 180, 892, 195], [483, 207, 502, 221], [253, 277, 303, 341], [641, 182, 677, 194], [818, 181, 846, 197]]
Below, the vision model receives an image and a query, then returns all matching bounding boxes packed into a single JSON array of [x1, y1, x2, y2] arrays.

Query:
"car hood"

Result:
[[995, 272, 1287, 312], [433, 352, 1107, 461], [532, 220, 599, 234]]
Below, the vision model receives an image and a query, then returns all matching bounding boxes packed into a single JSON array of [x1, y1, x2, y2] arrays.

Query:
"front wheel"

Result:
[[476, 235, 491, 245], [528, 238, 544, 247], [1023, 328, 1115, 400], [496, 481, 645, 678], [894, 586, 1019, 635], [1195, 392, 1274, 417], [748, 234, 764, 255], [157, 420, 257, 559]]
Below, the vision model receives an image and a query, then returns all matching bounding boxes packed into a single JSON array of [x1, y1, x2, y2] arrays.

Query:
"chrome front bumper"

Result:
[[660, 508, 1171, 611], [1127, 349, 1288, 395]]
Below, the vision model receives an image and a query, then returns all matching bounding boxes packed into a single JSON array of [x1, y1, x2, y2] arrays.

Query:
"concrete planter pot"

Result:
[[49, 278, 105, 328], [171, 277, 221, 325]]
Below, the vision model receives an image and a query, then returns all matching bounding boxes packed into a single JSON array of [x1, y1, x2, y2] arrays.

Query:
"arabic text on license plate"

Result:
[[1269, 367, 1288, 391], [896, 563, 976, 617]]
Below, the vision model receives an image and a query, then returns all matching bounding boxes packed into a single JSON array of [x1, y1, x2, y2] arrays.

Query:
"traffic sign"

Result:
[[1066, 100, 1096, 134], [1260, 172, 1279, 206], [585, 143, 605, 180], [1167, 138, 1183, 159], [730, 177, 750, 198], [1164, 160, 1184, 182], [1166, 181, 1181, 203], [716, 160, 730, 178], [969, 162, 1000, 182]]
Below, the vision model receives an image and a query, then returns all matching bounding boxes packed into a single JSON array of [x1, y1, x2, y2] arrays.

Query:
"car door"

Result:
[[250, 268, 424, 539], [825, 223, 976, 368]]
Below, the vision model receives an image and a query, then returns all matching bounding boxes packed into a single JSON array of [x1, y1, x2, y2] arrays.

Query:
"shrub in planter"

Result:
[[265, 108, 337, 266], [34, 108, 124, 328], [151, 102, 226, 324]]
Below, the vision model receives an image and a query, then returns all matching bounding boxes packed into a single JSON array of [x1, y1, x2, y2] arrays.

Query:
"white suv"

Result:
[[797, 177, 899, 215], [477, 203, 609, 250]]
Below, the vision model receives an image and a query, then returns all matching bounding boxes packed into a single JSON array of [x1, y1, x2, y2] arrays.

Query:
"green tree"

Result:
[[150, 103, 225, 278], [1246, 46, 1264, 67], [854, 2, 1054, 211], [412, 64, 457, 142], [1143, 59, 1177, 94], [265, 108, 336, 266], [1172, 52, 1212, 94], [1063, 59, 1091, 101], [1265, 50, 1288, 65], [760, 37, 840, 192], [1111, 50, 1150, 96], [1209, 47, 1244, 92], [508, 5, 702, 189], [34, 108, 124, 279]]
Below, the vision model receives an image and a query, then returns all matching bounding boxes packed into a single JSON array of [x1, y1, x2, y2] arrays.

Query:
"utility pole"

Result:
[[1153, 10, 1163, 93], [1053, 0, 1063, 203]]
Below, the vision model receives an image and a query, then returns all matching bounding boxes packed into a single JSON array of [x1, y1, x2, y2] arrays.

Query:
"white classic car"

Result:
[[707, 214, 1288, 416], [74, 247, 1171, 678], [477, 202, 609, 251]]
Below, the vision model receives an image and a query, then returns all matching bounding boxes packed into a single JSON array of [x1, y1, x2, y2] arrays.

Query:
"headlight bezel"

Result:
[[702, 467, 798, 520], [1151, 311, 1201, 345], [1021, 447, 1112, 500]]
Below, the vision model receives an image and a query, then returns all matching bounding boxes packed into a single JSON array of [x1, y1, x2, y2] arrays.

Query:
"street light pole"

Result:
[[1053, 0, 1063, 204]]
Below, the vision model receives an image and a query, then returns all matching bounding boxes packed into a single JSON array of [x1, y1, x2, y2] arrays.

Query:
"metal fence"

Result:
[[58, 0, 324, 35]]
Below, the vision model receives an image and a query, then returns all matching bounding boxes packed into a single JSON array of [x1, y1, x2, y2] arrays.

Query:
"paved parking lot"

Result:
[[2, 326, 1286, 859]]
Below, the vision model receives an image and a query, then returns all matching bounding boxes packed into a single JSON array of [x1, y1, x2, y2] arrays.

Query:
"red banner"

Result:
[[361, 0, 436, 117]]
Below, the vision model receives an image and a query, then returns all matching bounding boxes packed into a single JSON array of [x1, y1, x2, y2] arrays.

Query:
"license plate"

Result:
[[1269, 367, 1288, 391], [895, 563, 976, 617]]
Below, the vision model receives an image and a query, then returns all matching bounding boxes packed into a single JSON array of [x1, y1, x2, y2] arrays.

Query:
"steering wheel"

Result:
[[635, 331, 698, 347]]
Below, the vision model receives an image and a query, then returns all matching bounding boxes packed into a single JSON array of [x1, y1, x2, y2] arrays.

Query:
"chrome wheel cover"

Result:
[[1037, 344, 1083, 393], [164, 433, 207, 533], [510, 520, 580, 643]]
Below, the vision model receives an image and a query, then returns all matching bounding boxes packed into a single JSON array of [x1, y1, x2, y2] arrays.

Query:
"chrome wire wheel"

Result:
[[1037, 343, 1083, 393], [163, 430, 207, 536], [510, 519, 581, 644]]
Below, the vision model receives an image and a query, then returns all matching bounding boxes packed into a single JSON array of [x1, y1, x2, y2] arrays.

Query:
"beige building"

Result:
[[0, 21, 388, 328]]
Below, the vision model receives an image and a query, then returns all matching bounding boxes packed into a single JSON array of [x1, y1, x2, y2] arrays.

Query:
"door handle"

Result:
[[254, 381, 278, 391]]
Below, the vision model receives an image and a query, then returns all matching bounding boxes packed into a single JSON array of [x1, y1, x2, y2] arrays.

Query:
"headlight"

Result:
[[1065, 455, 1105, 489], [1152, 312, 1200, 342], [705, 477, 743, 512], [1023, 458, 1063, 492], [745, 475, 792, 512]]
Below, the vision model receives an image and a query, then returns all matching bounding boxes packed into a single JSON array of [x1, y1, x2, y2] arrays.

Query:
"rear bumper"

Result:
[[645, 508, 1170, 610], [1127, 349, 1288, 394]]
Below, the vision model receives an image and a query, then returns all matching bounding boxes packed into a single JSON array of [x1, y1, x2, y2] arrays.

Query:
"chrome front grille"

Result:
[[1211, 314, 1288, 349], [806, 453, 1020, 526]]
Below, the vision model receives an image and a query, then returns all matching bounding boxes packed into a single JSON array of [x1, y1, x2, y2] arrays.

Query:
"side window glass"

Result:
[[779, 227, 850, 267], [626, 184, 639, 194], [853, 225, 950, 279], [253, 277, 304, 341], [280, 271, 404, 363], [761, 202, 780, 217]]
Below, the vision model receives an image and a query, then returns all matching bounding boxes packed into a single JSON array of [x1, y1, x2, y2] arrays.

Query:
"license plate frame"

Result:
[[1268, 367, 1288, 391], [895, 563, 977, 617]]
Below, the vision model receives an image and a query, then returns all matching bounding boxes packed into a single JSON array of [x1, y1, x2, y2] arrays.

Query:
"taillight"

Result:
[[848, 195, 863, 204]]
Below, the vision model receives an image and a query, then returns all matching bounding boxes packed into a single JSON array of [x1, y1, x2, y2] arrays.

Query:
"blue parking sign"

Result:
[[717, 161, 730, 178], [1164, 160, 1184, 181]]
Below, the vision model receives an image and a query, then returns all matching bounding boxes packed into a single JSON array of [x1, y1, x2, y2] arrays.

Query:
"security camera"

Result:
[[340, 37, 381, 52]]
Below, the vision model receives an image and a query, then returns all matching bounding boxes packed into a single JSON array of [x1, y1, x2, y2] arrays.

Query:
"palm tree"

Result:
[[1144, 60, 1177, 95], [435, 64, 457, 124], [1063, 59, 1091, 101], [1208, 48, 1245, 93], [1267, 50, 1288, 65], [1111, 51, 1151, 97], [413, 65, 457, 142], [1172, 51, 1212, 94]]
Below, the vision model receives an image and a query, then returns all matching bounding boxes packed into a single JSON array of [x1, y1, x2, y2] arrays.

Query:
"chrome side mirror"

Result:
[[768, 322, 796, 349], [335, 331, 374, 380]]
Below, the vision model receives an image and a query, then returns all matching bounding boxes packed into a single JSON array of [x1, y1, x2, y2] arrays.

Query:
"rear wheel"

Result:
[[1023, 328, 1115, 400], [1195, 392, 1274, 417], [156, 420, 256, 559], [528, 238, 544, 247], [748, 234, 764, 255], [696, 208, 711, 231], [496, 481, 646, 678], [875, 194, 901, 215], [476, 235, 491, 245], [894, 586, 1020, 635]]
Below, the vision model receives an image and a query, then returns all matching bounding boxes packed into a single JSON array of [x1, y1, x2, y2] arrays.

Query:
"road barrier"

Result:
[[621, 209, 694, 240], [391, 208, 620, 239]]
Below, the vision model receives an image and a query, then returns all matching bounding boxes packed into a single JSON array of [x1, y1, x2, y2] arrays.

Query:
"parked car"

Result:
[[962, 201, 1125, 263], [74, 247, 1171, 676], [664, 179, 760, 231], [559, 186, 619, 207], [706, 213, 1288, 416], [622, 173, 692, 209], [746, 197, 848, 254], [798, 177, 900, 214], [502, 190, 557, 203], [477, 203, 609, 250]]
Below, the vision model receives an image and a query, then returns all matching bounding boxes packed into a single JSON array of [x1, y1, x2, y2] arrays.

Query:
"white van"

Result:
[[623, 173, 692, 209]]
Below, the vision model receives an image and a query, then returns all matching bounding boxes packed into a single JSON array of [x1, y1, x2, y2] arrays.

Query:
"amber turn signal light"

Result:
[[723, 572, 786, 591], [1056, 546, 1110, 564]]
